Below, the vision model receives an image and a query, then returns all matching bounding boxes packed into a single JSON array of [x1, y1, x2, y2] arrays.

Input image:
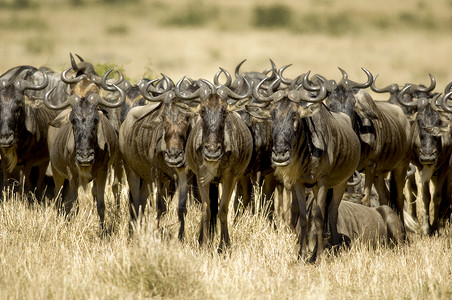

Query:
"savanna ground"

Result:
[[1, 0, 452, 299]]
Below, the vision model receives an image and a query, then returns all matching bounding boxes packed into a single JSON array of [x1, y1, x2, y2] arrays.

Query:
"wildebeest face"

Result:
[[271, 99, 299, 167], [417, 102, 441, 164], [163, 103, 190, 167], [327, 85, 356, 122], [200, 95, 227, 161], [70, 97, 100, 166], [0, 84, 25, 148]]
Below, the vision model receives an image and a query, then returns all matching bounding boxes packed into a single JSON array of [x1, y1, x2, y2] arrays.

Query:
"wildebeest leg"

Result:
[[112, 160, 124, 217], [93, 170, 107, 234], [374, 175, 390, 206], [125, 166, 142, 222], [176, 169, 188, 241], [233, 175, 251, 217], [293, 182, 307, 259], [329, 183, 347, 248], [362, 164, 376, 207], [312, 182, 328, 263], [290, 188, 300, 230], [63, 178, 78, 217], [218, 174, 236, 252], [404, 176, 417, 220], [197, 181, 211, 246], [415, 168, 431, 235], [392, 165, 408, 229], [430, 170, 448, 233]]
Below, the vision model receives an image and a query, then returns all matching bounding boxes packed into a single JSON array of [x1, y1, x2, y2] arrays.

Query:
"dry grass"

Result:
[[1, 185, 452, 299], [1, 0, 452, 299]]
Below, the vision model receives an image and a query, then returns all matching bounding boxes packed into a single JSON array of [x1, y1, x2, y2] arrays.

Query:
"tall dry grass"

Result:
[[1, 185, 451, 299]]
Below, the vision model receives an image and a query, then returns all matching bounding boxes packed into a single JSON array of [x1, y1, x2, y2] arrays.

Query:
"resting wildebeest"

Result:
[[119, 75, 197, 239], [0, 66, 61, 197], [44, 80, 125, 232], [397, 87, 452, 234], [253, 77, 361, 262], [304, 69, 411, 219], [174, 77, 253, 251], [335, 200, 405, 247]]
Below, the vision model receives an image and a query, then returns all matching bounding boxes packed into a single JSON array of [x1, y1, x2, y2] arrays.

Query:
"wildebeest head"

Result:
[[61, 54, 125, 100], [175, 74, 252, 162], [383, 74, 437, 119], [401, 89, 451, 165], [140, 76, 193, 168], [0, 69, 48, 148], [45, 82, 125, 166], [253, 77, 327, 166]]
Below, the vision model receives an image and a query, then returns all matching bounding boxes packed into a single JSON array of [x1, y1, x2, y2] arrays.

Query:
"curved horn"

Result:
[[140, 78, 168, 102], [235, 59, 246, 79], [175, 76, 202, 100], [348, 170, 362, 187], [267, 59, 278, 81], [302, 71, 320, 92], [222, 77, 251, 100], [415, 74, 436, 93], [97, 68, 124, 91], [214, 67, 232, 87], [75, 54, 85, 62], [44, 87, 76, 110], [371, 75, 399, 94], [199, 79, 216, 94], [70, 53, 79, 70], [16, 70, 49, 92], [95, 84, 126, 108], [292, 81, 327, 103], [339, 67, 373, 89], [441, 91, 452, 113], [278, 64, 293, 85], [61, 67, 87, 84], [253, 78, 275, 102], [397, 84, 420, 108], [444, 81, 452, 95]]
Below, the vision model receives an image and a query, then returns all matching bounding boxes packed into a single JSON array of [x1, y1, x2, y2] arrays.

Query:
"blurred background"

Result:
[[1, 0, 452, 89]]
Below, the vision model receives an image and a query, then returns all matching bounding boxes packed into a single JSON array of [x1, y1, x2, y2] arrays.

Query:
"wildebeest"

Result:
[[0, 66, 61, 197], [305, 68, 411, 220], [174, 77, 253, 251], [335, 200, 406, 247], [253, 77, 361, 262], [44, 78, 125, 232], [215, 62, 279, 215], [119, 75, 197, 239], [397, 87, 452, 234]]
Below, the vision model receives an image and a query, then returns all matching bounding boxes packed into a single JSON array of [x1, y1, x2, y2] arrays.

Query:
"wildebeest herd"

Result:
[[1, 54, 451, 263]]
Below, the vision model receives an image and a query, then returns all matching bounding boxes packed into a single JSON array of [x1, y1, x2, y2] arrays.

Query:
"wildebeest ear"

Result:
[[142, 116, 163, 129], [97, 111, 108, 151], [423, 125, 450, 136], [298, 103, 321, 118], [49, 114, 70, 128], [354, 90, 379, 120], [25, 106, 37, 135]]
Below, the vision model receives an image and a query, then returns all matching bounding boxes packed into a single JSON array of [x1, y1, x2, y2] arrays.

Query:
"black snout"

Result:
[[203, 143, 222, 161], [271, 146, 291, 166], [419, 149, 437, 165], [76, 149, 95, 165], [0, 131, 14, 148], [165, 147, 185, 167]]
